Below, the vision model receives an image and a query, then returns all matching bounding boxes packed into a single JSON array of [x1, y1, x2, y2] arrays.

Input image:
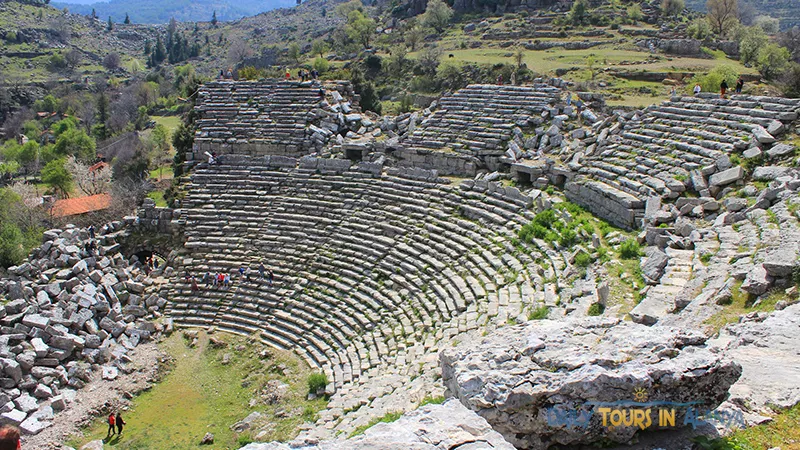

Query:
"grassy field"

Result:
[[151, 115, 182, 135], [68, 331, 328, 450]]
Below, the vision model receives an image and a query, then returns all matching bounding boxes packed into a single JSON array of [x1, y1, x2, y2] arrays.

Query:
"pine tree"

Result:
[[107, 16, 113, 31], [91, 8, 96, 19], [95, 93, 109, 140], [211, 10, 218, 27], [124, 13, 130, 24]]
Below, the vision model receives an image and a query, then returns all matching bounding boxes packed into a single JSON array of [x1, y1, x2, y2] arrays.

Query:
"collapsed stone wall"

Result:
[[559, 94, 800, 229], [0, 224, 172, 436]]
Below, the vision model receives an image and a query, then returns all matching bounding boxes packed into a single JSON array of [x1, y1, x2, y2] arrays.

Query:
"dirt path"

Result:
[[23, 340, 167, 449]]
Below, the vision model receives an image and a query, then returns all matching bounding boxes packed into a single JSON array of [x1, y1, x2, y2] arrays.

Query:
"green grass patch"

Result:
[[528, 305, 550, 320], [419, 395, 446, 406], [349, 411, 404, 438], [151, 115, 182, 135], [68, 331, 328, 449], [704, 282, 787, 334], [693, 403, 800, 449], [146, 191, 168, 207]]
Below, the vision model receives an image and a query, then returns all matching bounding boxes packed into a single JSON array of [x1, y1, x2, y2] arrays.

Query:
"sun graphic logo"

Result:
[[633, 387, 649, 403]]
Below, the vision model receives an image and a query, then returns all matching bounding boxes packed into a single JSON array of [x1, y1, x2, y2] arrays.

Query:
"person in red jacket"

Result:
[[0, 425, 21, 450], [107, 412, 116, 437]]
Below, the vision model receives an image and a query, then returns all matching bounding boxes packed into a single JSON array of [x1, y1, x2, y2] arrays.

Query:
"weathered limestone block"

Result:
[[238, 399, 514, 449], [440, 318, 741, 449]]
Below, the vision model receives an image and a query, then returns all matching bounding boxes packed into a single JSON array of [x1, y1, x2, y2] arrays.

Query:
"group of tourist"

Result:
[[294, 68, 320, 81], [691, 76, 745, 98], [218, 68, 234, 80], [106, 411, 127, 438], [143, 255, 159, 275], [188, 262, 274, 292], [0, 413, 125, 449]]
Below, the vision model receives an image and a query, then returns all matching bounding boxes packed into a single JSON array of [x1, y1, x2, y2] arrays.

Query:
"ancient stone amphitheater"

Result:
[[165, 79, 800, 448], [2, 79, 800, 450]]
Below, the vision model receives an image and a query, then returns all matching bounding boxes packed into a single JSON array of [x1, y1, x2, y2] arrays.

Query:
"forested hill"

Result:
[[53, 0, 296, 24]]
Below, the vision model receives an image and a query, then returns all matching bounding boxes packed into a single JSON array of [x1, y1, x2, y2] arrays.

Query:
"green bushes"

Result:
[[587, 302, 605, 316], [619, 239, 642, 259], [528, 305, 550, 320], [307, 372, 328, 394], [574, 251, 594, 268]]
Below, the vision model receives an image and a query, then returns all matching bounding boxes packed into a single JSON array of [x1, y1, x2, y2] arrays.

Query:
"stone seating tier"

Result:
[[400, 84, 562, 161], [565, 94, 800, 228], [169, 160, 564, 387]]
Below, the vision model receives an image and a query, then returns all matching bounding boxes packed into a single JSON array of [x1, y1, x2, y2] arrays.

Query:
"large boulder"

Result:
[[238, 399, 514, 449], [439, 318, 742, 449]]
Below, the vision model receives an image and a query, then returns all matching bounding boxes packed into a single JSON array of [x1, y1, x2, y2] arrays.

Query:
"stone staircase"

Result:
[[167, 158, 565, 392]]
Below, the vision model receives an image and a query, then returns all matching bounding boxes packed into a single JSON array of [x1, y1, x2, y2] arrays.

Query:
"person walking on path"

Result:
[[246, 266, 252, 282], [268, 269, 274, 287], [107, 413, 116, 438], [259, 262, 266, 280], [238, 266, 245, 279], [115, 412, 126, 435], [88, 225, 95, 239], [0, 424, 21, 450], [720, 79, 728, 98], [224, 273, 231, 288], [735, 77, 744, 94]]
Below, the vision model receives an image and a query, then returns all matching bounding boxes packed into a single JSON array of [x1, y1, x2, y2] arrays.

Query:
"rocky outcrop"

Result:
[[0, 225, 169, 435], [710, 303, 800, 412], [440, 318, 742, 449], [238, 399, 514, 449]]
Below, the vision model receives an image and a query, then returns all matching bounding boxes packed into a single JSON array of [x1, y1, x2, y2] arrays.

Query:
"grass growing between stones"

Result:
[[703, 282, 787, 334], [68, 331, 327, 449], [348, 411, 405, 438], [694, 404, 800, 449]]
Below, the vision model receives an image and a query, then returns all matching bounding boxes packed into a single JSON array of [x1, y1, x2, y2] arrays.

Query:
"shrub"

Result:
[[574, 251, 594, 268], [312, 57, 330, 73], [619, 238, 641, 259], [587, 302, 605, 316], [307, 372, 328, 394], [688, 65, 738, 94], [528, 305, 550, 320], [558, 228, 577, 247]]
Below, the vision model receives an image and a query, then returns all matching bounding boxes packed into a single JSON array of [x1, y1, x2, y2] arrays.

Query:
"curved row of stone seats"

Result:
[[401, 84, 561, 157], [192, 80, 354, 159], [566, 94, 800, 229], [168, 158, 561, 387]]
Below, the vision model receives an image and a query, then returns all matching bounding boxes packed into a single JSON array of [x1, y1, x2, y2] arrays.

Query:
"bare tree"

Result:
[[7, 181, 48, 231], [227, 38, 254, 66], [65, 49, 82, 69], [102, 52, 121, 71], [737, 0, 756, 25], [706, 0, 739, 36], [65, 156, 112, 196], [779, 26, 800, 62]]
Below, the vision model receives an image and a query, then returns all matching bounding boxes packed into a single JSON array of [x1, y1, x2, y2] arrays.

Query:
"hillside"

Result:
[[686, 0, 800, 30], [53, 0, 296, 24]]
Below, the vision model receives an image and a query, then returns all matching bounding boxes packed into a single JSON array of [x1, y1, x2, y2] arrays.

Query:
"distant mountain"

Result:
[[53, 0, 296, 24]]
